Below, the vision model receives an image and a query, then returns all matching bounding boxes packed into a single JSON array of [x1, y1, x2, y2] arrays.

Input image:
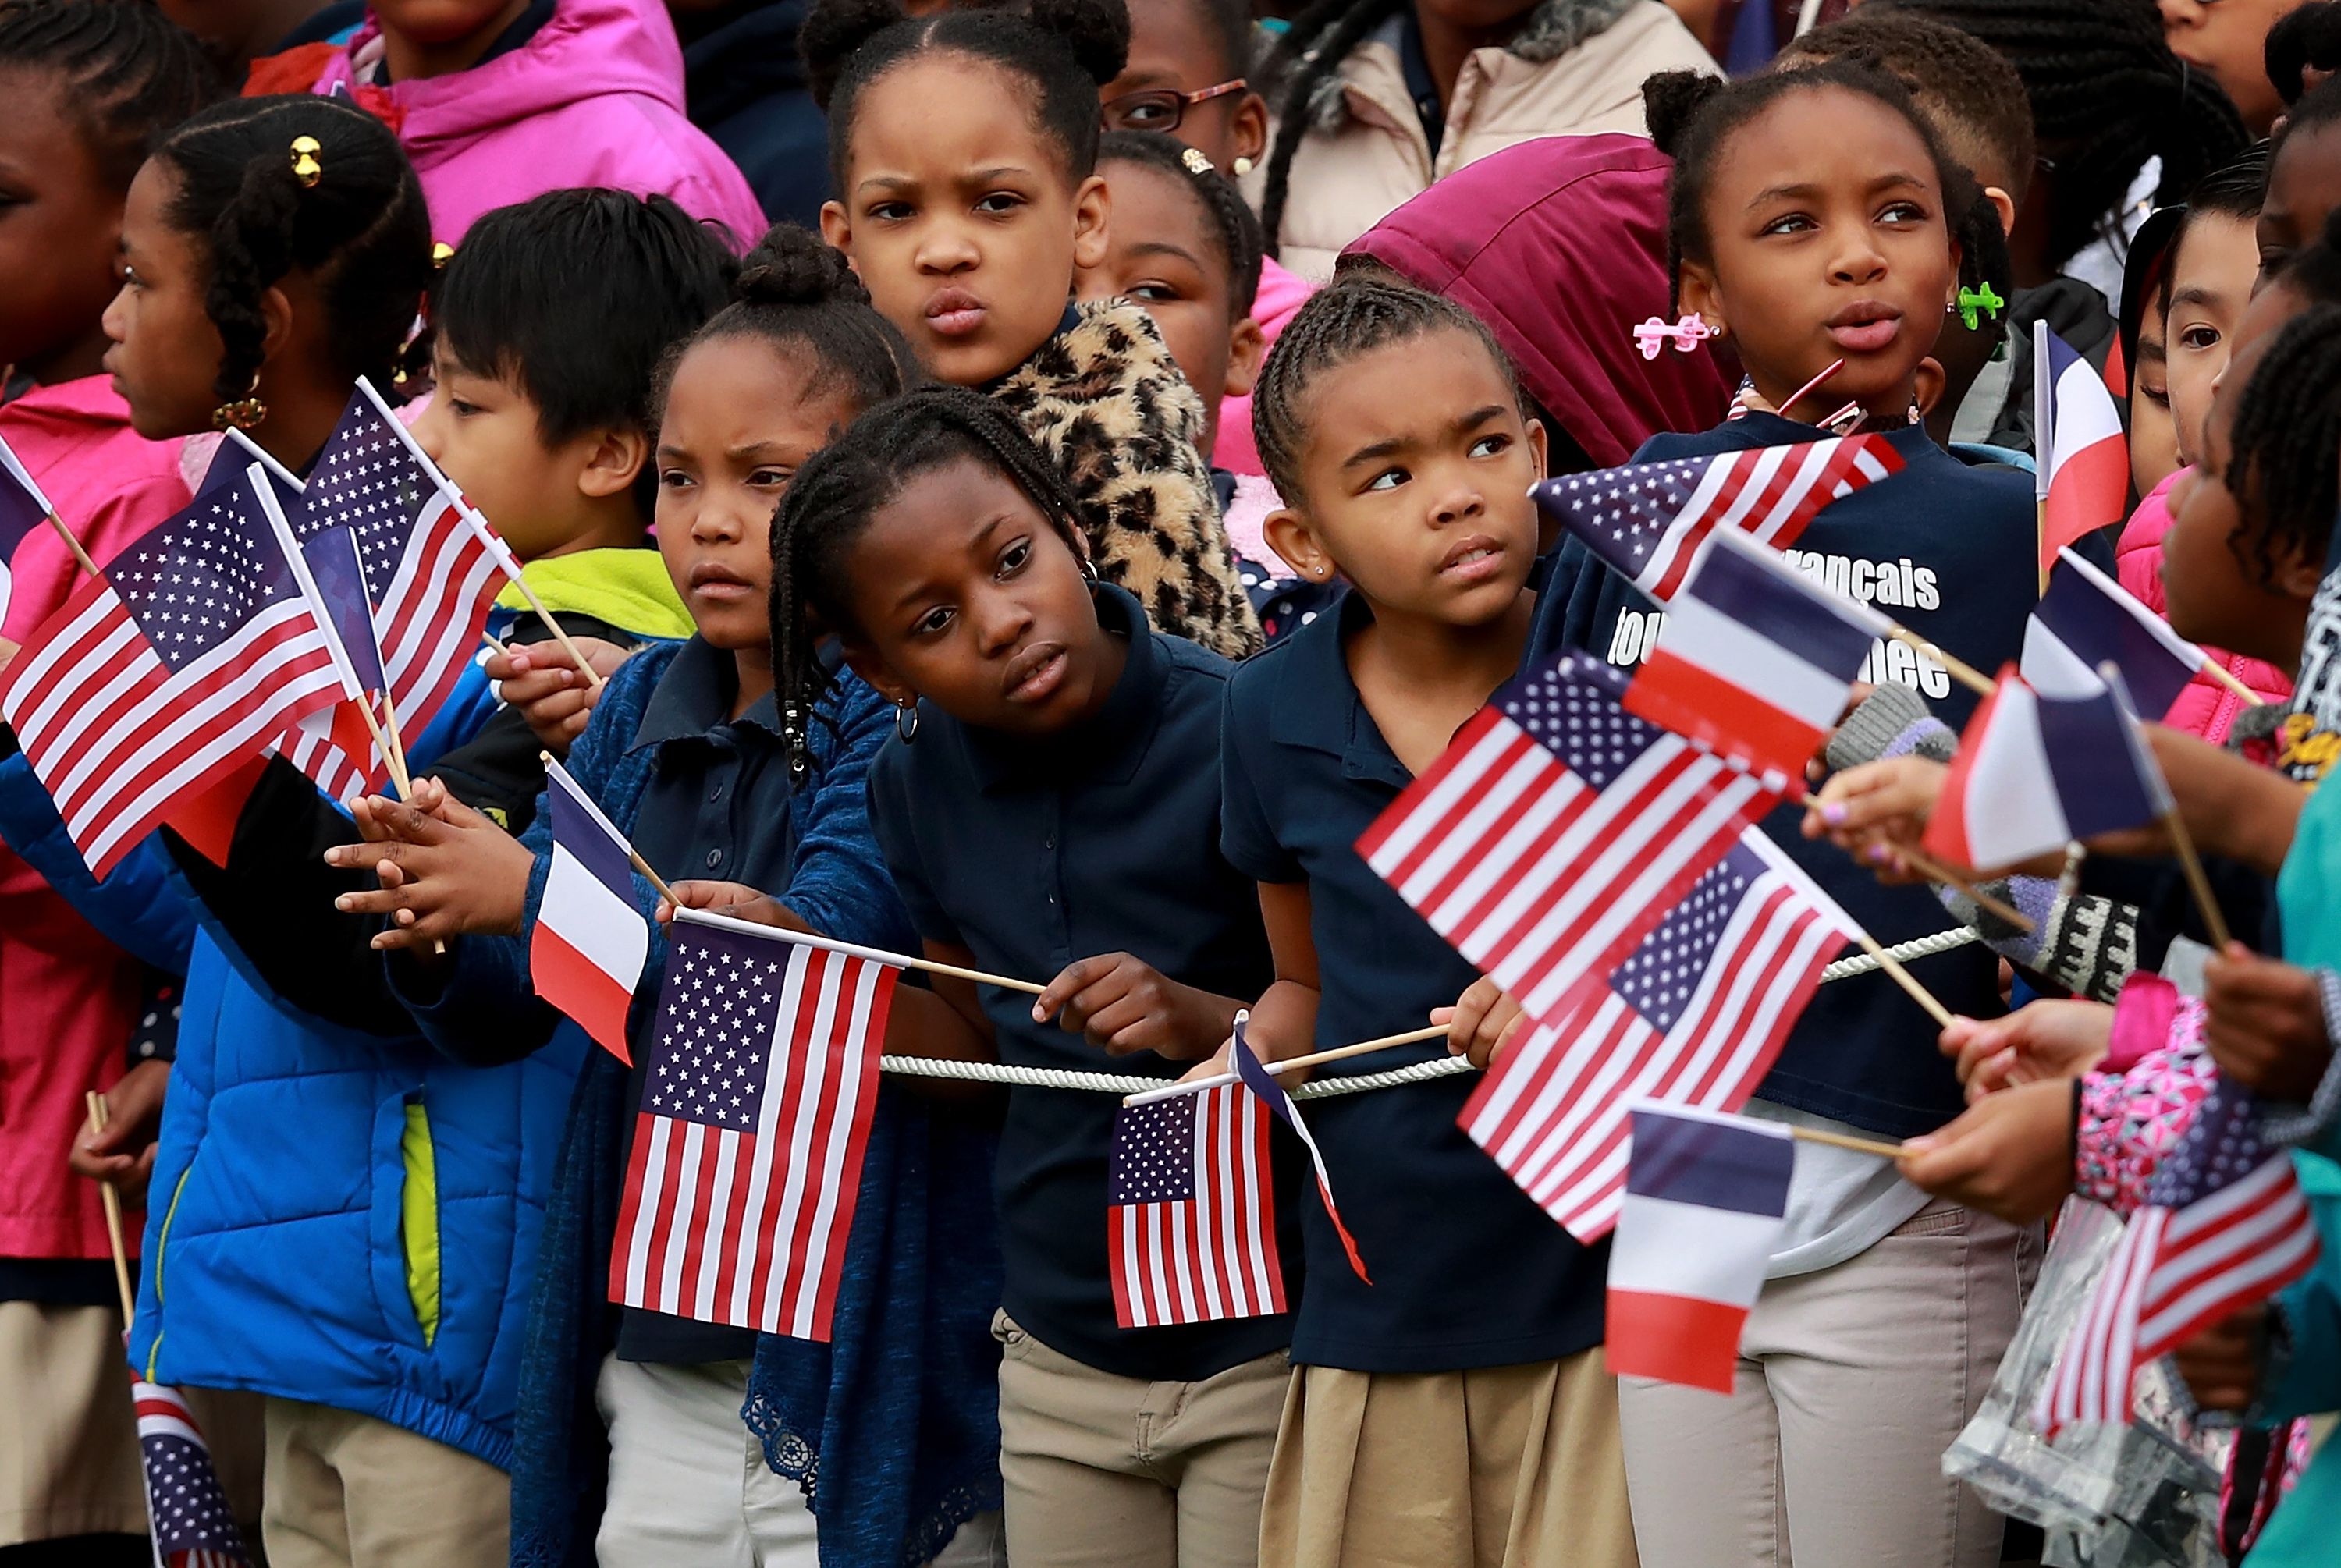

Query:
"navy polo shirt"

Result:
[[1218, 590, 1608, 1373], [616, 637, 799, 1366], [866, 584, 1291, 1381]]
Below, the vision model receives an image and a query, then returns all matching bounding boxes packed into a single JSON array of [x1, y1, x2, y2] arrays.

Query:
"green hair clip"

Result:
[[1955, 283, 2005, 332]]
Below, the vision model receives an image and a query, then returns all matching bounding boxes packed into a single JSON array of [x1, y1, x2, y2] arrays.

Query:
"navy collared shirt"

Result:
[[616, 636, 798, 1365], [868, 584, 1291, 1381], [1219, 589, 1608, 1372]]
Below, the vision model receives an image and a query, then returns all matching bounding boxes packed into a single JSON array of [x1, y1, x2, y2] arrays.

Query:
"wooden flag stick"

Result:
[[45, 512, 98, 577], [378, 690, 416, 800], [1884, 624, 1996, 697], [535, 750, 677, 907], [679, 905, 1050, 996], [1122, 1024, 1451, 1107], [2162, 805, 2233, 952], [353, 694, 411, 800], [481, 630, 513, 659], [82, 1092, 135, 1322], [1894, 845, 2036, 932], [2199, 657, 2262, 706], [1789, 1123, 1905, 1158], [1850, 927, 1956, 1027]]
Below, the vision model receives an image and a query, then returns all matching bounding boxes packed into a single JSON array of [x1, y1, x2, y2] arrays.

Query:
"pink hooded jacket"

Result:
[[1215, 255, 1315, 477], [2115, 470, 2291, 743], [311, 0, 766, 248], [0, 377, 192, 1259]]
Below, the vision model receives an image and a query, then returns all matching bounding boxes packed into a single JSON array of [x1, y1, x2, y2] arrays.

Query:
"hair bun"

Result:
[[1025, 0, 1129, 87], [801, 0, 906, 109], [736, 225, 867, 307], [1640, 69, 1724, 158]]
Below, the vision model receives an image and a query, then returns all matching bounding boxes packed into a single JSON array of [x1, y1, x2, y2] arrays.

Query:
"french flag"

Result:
[[1624, 526, 1889, 782], [2021, 546, 2204, 719], [1604, 1104, 1793, 1393], [531, 757, 652, 1062], [2034, 325, 2129, 573], [1923, 665, 2171, 871]]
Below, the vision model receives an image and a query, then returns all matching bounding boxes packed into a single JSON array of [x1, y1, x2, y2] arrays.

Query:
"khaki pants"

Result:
[[1259, 1350, 1636, 1568], [993, 1309, 1286, 1568], [0, 1300, 260, 1548], [261, 1396, 509, 1568], [595, 1357, 817, 1568], [1616, 1200, 2026, 1568]]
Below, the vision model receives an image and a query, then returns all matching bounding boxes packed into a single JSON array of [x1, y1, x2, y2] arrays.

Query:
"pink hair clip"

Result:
[[1631, 314, 1713, 360]]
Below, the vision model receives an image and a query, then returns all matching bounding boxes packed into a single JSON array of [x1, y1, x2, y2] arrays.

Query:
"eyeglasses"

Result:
[[1099, 78, 1247, 133]]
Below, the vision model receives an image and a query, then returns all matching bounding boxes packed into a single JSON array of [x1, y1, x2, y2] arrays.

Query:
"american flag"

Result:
[[275, 382, 506, 800], [1230, 1013, 1369, 1282], [1532, 435, 1902, 602], [1461, 831, 1855, 1242], [133, 1380, 250, 1567], [1108, 1084, 1286, 1327], [0, 479, 344, 878], [2041, 1081, 2321, 1431], [609, 917, 895, 1343], [1357, 652, 1780, 1031]]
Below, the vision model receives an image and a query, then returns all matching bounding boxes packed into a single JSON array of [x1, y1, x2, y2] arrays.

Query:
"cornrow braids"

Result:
[[1254, 0, 1406, 261], [802, 0, 1128, 189], [1642, 64, 1995, 315], [2225, 303, 2341, 585], [1096, 130, 1264, 314], [1249, 272, 1521, 508], [769, 385, 1087, 775], [0, 0, 221, 190], [1874, 0, 2249, 271], [156, 94, 431, 405]]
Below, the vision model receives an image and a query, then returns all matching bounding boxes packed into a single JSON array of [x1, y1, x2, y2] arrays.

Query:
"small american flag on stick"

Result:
[[1108, 1083, 1286, 1328], [134, 1379, 250, 1567], [609, 913, 896, 1342]]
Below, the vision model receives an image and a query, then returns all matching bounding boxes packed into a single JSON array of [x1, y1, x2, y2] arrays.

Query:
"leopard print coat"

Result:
[[993, 301, 1265, 659]]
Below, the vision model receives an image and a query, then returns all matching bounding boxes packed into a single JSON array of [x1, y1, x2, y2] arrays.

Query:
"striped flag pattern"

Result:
[[134, 1380, 250, 1566], [0, 430, 59, 627], [531, 757, 652, 1062], [2041, 1083, 2321, 1431], [1461, 832, 1854, 1242], [0, 480, 344, 878], [1359, 652, 1779, 1031], [2034, 323, 2130, 572], [1108, 1083, 1286, 1328], [609, 915, 895, 1343], [1230, 1013, 1369, 1283], [1532, 434, 1902, 603]]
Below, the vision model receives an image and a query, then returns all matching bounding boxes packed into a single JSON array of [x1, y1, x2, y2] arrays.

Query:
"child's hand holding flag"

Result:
[[322, 777, 535, 950]]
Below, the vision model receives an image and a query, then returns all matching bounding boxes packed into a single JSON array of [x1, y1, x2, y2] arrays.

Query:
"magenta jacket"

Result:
[[2115, 470, 2292, 742], [311, 0, 766, 248]]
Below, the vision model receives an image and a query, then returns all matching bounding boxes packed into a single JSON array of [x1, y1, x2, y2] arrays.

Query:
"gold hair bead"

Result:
[[290, 135, 323, 188], [432, 241, 456, 269], [1181, 146, 1215, 177]]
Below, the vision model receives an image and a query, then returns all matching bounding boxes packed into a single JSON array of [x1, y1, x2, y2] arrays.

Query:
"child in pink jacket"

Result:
[[304, 0, 766, 247], [2116, 473, 2293, 743]]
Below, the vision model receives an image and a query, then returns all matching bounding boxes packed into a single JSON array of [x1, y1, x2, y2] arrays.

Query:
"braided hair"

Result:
[[1253, 0, 1405, 261], [1249, 272, 1520, 508], [1773, 9, 2036, 197], [0, 0, 219, 190], [802, 0, 1128, 188], [1874, 0, 2248, 271], [1641, 63, 1995, 314], [1096, 129, 1264, 314], [770, 385, 1086, 773], [154, 95, 431, 406], [2224, 303, 2341, 584]]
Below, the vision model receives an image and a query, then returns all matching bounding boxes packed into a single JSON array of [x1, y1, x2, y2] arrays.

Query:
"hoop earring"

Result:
[[894, 700, 919, 743], [210, 373, 266, 432]]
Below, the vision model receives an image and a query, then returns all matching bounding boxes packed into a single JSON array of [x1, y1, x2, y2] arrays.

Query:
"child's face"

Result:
[[2160, 0, 2297, 134], [2165, 212, 2260, 468], [0, 70, 128, 384], [413, 346, 640, 562], [100, 158, 228, 441], [1266, 329, 1546, 631], [1075, 159, 1262, 454], [837, 455, 1118, 736], [371, 0, 529, 47], [821, 55, 1109, 387], [1680, 87, 1956, 418], [655, 335, 861, 653], [1104, 0, 1267, 174], [2131, 306, 2179, 497], [2260, 119, 2341, 278]]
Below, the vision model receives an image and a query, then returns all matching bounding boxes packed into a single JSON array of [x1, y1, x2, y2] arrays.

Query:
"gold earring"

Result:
[[209, 373, 267, 431]]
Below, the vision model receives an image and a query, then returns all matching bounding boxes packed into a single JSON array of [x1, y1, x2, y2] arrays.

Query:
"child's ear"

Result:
[[1984, 185, 2018, 239], [1525, 415, 1549, 476], [1231, 92, 1270, 169], [574, 425, 649, 500], [819, 200, 852, 256], [1224, 317, 1266, 399], [1678, 264, 1725, 342], [258, 282, 297, 370], [837, 636, 915, 709], [2277, 540, 2326, 603], [1072, 174, 1110, 271], [1263, 505, 1334, 584]]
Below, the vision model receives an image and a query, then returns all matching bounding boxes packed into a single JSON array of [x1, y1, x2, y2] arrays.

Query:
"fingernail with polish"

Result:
[[1822, 802, 1849, 825]]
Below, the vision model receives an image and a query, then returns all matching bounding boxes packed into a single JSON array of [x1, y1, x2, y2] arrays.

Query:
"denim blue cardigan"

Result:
[[401, 643, 1002, 1568]]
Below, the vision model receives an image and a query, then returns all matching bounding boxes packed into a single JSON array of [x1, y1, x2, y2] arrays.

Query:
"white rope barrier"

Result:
[[875, 928, 1984, 1098]]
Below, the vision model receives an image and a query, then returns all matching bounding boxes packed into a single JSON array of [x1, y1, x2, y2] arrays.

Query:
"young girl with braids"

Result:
[[802, 0, 1263, 658], [746, 381, 1291, 1568], [1533, 64, 2034, 1568], [1247, 0, 1713, 278], [319, 231, 1011, 1568]]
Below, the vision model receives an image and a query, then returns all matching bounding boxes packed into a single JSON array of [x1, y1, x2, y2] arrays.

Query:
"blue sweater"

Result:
[[403, 644, 1003, 1568]]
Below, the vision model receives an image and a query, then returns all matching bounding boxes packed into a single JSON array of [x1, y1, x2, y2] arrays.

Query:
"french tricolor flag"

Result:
[[1604, 1104, 1793, 1393], [2034, 325, 2129, 574], [531, 757, 652, 1062]]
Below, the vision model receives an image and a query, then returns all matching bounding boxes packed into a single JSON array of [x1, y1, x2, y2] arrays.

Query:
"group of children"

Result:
[[7, 0, 2341, 1566]]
